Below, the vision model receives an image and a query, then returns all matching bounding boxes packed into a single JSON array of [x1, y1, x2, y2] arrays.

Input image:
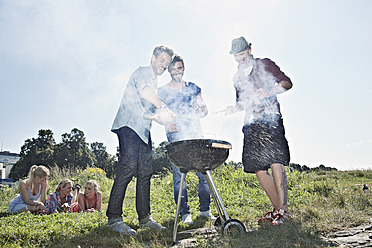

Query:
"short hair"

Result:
[[152, 45, 174, 59], [168, 54, 184, 72]]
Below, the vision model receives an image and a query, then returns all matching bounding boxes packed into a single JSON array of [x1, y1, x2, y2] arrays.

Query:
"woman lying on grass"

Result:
[[8, 165, 49, 213], [45, 178, 74, 214], [71, 180, 102, 213]]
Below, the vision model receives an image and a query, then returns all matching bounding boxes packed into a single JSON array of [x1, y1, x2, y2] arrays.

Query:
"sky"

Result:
[[0, 0, 371, 171]]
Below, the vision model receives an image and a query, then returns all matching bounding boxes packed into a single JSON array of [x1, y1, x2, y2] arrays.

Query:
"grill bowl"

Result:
[[166, 139, 231, 173]]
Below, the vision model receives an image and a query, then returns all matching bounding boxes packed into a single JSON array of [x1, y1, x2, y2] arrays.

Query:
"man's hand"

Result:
[[155, 106, 178, 131], [156, 107, 174, 123], [226, 106, 237, 115], [256, 88, 270, 98], [195, 92, 208, 118], [165, 121, 178, 132]]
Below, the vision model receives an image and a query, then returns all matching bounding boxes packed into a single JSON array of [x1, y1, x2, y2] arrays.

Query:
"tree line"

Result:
[[10, 128, 172, 181], [288, 163, 337, 172], [9, 128, 336, 181]]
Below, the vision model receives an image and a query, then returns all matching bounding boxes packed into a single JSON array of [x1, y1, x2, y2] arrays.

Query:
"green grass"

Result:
[[1, 165, 372, 247]]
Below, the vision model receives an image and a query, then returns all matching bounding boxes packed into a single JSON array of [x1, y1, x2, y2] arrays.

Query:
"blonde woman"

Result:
[[8, 165, 49, 213], [45, 179, 73, 214], [72, 180, 102, 213]]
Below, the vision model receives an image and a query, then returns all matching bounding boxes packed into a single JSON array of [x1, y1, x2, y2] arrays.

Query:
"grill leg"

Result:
[[173, 172, 186, 243], [204, 170, 230, 223]]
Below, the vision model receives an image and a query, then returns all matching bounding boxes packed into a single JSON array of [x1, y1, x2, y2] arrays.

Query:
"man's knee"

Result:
[[270, 163, 286, 174], [137, 165, 153, 180]]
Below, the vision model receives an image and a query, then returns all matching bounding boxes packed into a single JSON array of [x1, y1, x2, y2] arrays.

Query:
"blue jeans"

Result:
[[172, 163, 211, 216], [106, 127, 153, 223]]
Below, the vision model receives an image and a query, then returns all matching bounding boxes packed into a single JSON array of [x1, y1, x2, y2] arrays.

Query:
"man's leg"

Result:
[[256, 170, 280, 210], [172, 163, 190, 216], [270, 163, 288, 211], [106, 127, 139, 223], [196, 172, 216, 220], [196, 172, 211, 212], [136, 137, 153, 221], [136, 136, 166, 229]]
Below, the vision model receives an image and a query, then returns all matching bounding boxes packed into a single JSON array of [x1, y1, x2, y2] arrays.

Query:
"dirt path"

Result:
[[171, 227, 217, 248], [321, 222, 372, 247], [170, 221, 372, 248]]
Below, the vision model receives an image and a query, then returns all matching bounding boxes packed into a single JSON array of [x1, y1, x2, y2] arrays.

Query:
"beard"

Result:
[[171, 73, 183, 82]]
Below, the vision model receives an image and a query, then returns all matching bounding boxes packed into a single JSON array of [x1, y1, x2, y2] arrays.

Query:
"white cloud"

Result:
[[345, 140, 367, 147]]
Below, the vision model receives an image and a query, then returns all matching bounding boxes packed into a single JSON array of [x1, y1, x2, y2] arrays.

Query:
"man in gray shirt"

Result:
[[107, 45, 176, 235]]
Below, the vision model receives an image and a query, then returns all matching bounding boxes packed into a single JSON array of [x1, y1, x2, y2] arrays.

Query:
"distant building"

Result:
[[0, 151, 20, 179]]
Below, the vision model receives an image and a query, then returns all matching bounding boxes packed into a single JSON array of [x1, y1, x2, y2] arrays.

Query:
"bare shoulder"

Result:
[[19, 179, 28, 188]]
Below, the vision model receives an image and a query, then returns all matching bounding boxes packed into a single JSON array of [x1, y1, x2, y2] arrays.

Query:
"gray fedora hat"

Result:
[[229, 37, 251, 54]]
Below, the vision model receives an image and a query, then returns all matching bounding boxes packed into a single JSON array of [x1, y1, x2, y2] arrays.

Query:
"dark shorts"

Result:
[[242, 116, 290, 173]]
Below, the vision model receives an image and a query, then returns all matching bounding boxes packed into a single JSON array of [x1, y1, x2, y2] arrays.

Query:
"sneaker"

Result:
[[258, 208, 276, 224], [139, 216, 167, 230], [107, 221, 136, 235], [271, 209, 289, 225], [181, 214, 193, 225], [199, 210, 217, 221]]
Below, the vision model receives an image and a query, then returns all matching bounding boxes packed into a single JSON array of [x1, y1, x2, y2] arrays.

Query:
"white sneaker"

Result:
[[107, 221, 136, 235], [139, 216, 167, 230], [199, 210, 217, 221], [181, 214, 193, 225]]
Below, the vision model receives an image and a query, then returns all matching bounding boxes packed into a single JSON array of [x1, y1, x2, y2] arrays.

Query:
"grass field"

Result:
[[1, 165, 371, 247]]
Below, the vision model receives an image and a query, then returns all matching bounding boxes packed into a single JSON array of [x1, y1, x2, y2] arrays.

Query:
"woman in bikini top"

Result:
[[76, 180, 102, 213]]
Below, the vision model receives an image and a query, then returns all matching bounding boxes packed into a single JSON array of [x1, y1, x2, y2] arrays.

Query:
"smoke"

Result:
[[234, 58, 283, 126], [158, 81, 204, 142]]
